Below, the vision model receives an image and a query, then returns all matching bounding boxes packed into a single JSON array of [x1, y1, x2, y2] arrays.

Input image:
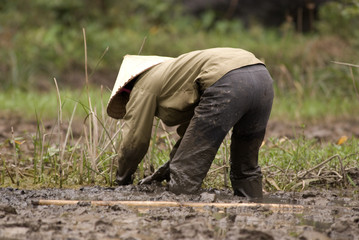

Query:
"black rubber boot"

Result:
[[230, 130, 268, 199], [232, 177, 263, 199]]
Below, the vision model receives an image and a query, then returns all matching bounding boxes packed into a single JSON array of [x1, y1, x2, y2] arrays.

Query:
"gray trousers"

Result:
[[168, 64, 274, 198]]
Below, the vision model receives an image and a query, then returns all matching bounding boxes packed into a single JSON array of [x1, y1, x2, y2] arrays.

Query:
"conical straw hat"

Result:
[[107, 55, 173, 119]]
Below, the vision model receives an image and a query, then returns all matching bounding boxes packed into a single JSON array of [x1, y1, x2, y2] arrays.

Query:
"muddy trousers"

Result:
[[168, 64, 274, 198]]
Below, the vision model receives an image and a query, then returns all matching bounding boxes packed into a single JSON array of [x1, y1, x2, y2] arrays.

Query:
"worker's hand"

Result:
[[138, 161, 170, 185]]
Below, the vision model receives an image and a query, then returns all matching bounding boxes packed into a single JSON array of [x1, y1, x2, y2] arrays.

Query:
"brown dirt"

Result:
[[1, 114, 359, 144], [267, 118, 359, 143], [1, 115, 359, 239]]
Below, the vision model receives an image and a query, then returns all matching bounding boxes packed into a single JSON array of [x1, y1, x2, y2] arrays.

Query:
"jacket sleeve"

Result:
[[115, 88, 157, 185]]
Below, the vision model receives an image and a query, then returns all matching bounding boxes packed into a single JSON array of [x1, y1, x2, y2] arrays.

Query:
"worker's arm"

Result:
[[139, 121, 190, 185], [115, 88, 157, 185]]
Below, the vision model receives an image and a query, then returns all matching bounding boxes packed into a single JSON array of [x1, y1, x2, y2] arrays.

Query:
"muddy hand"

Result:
[[139, 161, 170, 185]]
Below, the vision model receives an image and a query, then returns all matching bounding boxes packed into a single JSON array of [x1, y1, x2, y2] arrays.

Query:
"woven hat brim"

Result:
[[107, 55, 173, 119]]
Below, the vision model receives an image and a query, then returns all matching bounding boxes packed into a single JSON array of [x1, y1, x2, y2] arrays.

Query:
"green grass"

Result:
[[260, 136, 359, 191], [0, 87, 111, 120], [272, 91, 358, 121], [0, 84, 358, 191], [2, 132, 358, 192], [1, 85, 357, 122]]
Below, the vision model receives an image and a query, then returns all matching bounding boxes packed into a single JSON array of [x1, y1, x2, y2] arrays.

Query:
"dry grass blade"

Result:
[[100, 85, 105, 119], [79, 148, 84, 184], [293, 179, 320, 191], [82, 27, 97, 183], [222, 134, 230, 187], [208, 165, 229, 174], [1, 153, 15, 184], [92, 109, 99, 173], [160, 120, 173, 149], [89, 48, 109, 80], [265, 177, 282, 191], [138, 36, 147, 55], [11, 127, 19, 187], [94, 127, 121, 163], [83, 124, 94, 182], [349, 67, 359, 101], [60, 102, 78, 176], [82, 28, 90, 92], [39, 133, 54, 179], [332, 61, 359, 101], [331, 61, 359, 68], [298, 154, 340, 179], [66, 136, 82, 174], [54, 77, 63, 188]]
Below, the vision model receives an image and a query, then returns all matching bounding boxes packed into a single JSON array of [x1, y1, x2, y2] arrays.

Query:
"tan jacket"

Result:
[[118, 48, 263, 167]]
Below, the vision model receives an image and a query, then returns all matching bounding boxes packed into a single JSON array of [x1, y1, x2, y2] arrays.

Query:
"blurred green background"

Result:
[[0, 0, 358, 120], [1, 0, 359, 190]]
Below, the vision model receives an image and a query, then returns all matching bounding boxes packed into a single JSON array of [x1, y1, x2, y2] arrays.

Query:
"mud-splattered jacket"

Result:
[[117, 48, 263, 181]]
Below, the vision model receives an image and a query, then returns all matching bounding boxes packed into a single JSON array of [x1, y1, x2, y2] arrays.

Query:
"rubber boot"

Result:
[[232, 177, 263, 199], [230, 129, 267, 200]]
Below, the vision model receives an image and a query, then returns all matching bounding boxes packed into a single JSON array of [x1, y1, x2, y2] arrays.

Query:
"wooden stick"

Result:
[[32, 200, 304, 212]]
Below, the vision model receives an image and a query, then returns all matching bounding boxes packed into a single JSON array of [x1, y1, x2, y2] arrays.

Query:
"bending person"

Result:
[[107, 48, 274, 199]]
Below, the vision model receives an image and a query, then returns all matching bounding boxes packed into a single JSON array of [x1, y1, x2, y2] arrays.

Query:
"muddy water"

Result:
[[1, 185, 358, 240]]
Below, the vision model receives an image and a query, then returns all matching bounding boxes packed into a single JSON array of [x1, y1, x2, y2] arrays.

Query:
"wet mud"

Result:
[[1, 116, 359, 239], [1, 185, 358, 240]]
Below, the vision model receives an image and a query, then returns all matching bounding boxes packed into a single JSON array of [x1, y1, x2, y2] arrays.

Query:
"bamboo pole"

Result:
[[32, 199, 304, 213]]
